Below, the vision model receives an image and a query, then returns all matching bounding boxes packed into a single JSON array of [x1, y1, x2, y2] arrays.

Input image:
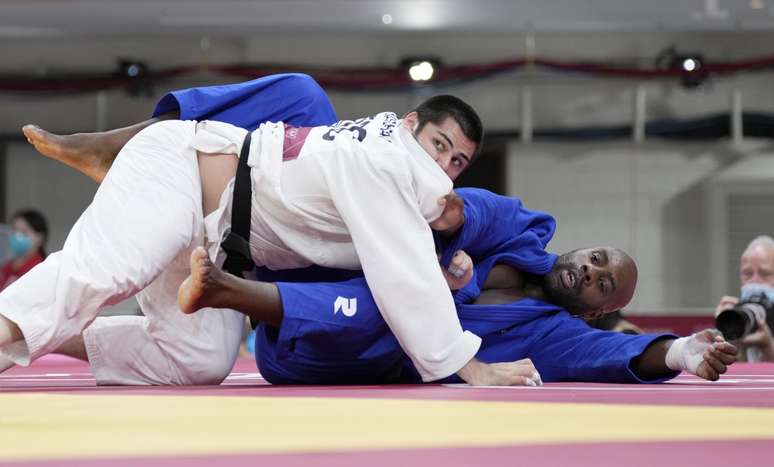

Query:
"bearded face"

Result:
[[542, 247, 638, 318]]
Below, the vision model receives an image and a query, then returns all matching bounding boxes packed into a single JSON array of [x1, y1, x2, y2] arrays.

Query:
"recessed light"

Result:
[[408, 61, 435, 81]]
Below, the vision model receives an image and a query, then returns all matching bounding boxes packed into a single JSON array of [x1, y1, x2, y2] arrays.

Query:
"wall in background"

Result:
[[3, 31, 774, 134], [506, 140, 774, 314]]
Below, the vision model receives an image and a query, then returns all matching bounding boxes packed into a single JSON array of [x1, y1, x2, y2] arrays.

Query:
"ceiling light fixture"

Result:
[[401, 57, 441, 83]]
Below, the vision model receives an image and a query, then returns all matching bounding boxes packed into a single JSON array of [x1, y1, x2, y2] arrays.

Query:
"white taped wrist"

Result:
[[665, 334, 710, 374], [665, 336, 687, 371]]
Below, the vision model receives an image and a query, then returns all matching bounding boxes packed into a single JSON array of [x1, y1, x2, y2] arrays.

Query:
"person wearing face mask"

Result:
[[0, 210, 48, 291], [714, 236, 774, 362]]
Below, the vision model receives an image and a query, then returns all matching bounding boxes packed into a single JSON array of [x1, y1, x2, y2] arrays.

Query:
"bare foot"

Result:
[[178, 247, 232, 314], [22, 125, 112, 183]]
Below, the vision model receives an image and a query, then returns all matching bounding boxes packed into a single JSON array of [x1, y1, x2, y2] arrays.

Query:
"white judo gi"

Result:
[[0, 113, 481, 384]]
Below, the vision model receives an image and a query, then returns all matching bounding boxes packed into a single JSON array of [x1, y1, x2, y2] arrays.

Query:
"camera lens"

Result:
[[715, 303, 766, 340], [716, 309, 750, 340]]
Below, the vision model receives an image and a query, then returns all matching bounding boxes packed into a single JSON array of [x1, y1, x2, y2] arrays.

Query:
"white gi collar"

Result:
[[395, 121, 452, 184]]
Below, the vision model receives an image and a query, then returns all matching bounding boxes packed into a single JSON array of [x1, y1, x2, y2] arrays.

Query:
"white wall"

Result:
[[506, 139, 774, 314]]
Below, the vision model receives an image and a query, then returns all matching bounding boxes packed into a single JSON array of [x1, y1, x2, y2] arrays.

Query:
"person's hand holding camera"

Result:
[[714, 284, 774, 362], [740, 318, 774, 362], [714, 296, 739, 318]]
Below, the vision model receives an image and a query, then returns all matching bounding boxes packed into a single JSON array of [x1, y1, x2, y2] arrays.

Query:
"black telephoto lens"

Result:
[[716, 303, 766, 340]]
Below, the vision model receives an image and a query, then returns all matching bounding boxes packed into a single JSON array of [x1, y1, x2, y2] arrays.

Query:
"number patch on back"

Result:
[[322, 117, 373, 143]]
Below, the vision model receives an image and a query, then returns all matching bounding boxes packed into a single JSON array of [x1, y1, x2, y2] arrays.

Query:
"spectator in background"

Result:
[[0, 210, 48, 291], [715, 235, 774, 362]]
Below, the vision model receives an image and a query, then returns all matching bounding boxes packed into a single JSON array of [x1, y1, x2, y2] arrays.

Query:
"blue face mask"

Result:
[[9, 232, 33, 257], [740, 283, 774, 303]]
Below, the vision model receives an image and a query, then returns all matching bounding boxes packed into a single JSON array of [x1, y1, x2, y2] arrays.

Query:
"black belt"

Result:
[[220, 132, 255, 278]]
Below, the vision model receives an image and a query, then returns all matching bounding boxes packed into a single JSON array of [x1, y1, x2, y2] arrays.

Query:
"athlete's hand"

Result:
[[441, 250, 474, 290], [696, 331, 738, 381], [430, 192, 464, 236], [457, 358, 543, 386], [667, 329, 738, 381]]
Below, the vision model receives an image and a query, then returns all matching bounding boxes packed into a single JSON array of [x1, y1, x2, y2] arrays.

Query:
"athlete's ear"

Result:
[[403, 111, 419, 131]]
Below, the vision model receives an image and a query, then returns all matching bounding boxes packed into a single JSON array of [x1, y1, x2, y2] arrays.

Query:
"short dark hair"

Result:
[[12, 209, 48, 257], [410, 95, 484, 160]]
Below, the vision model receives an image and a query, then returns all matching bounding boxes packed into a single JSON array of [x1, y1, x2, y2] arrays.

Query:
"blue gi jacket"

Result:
[[260, 276, 677, 385]]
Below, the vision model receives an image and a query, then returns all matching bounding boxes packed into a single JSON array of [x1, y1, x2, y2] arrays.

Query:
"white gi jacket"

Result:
[[191, 112, 482, 381]]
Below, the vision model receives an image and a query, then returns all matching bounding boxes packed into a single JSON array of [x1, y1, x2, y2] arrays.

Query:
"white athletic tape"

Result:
[[665, 332, 715, 374], [532, 371, 543, 386]]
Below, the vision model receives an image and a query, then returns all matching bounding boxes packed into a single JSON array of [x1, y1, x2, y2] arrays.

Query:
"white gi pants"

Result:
[[0, 121, 244, 385]]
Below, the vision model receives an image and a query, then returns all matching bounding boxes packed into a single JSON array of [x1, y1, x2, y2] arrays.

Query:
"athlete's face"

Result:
[[403, 112, 477, 181], [542, 247, 638, 318]]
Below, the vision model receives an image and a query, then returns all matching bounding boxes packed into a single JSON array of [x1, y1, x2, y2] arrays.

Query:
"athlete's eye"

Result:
[[599, 280, 606, 294], [434, 139, 446, 151], [591, 252, 599, 264]]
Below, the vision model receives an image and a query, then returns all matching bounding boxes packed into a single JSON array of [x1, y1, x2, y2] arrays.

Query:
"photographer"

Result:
[[715, 236, 774, 362]]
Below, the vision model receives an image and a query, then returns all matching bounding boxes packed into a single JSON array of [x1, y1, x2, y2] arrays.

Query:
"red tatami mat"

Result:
[[1, 440, 772, 467], [3, 355, 774, 409]]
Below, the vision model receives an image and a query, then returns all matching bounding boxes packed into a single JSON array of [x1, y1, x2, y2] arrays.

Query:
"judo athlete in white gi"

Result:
[[0, 97, 531, 386]]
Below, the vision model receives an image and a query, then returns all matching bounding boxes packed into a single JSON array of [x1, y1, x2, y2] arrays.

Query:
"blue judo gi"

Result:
[[151, 75, 678, 385], [152, 72, 337, 130]]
